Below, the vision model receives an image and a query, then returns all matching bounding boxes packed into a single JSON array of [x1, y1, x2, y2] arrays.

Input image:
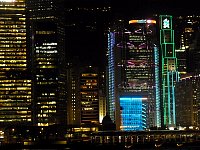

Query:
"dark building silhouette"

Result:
[[64, 0, 112, 71], [102, 114, 116, 131], [27, 0, 67, 126]]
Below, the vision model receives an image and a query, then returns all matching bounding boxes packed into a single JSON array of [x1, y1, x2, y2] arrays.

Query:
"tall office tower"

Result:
[[99, 71, 107, 123], [192, 75, 200, 128], [175, 73, 198, 128], [159, 15, 179, 128], [0, 0, 32, 126], [67, 58, 104, 126], [174, 15, 200, 74], [66, 57, 81, 126], [188, 34, 200, 127], [188, 32, 200, 73], [107, 19, 160, 130], [80, 66, 99, 125], [27, 0, 66, 126]]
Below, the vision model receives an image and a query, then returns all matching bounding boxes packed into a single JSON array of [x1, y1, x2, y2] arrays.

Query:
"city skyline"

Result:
[[68, 0, 200, 70], [1, 0, 200, 148], [0, 0, 199, 129]]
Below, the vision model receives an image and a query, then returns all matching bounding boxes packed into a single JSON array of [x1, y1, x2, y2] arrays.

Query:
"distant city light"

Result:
[[129, 19, 156, 24], [0, 0, 14, 2]]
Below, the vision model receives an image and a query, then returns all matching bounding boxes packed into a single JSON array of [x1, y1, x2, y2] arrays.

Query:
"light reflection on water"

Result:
[[20, 148, 71, 150]]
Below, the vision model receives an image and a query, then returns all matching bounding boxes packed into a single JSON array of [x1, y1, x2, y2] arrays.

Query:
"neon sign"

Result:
[[163, 18, 170, 28]]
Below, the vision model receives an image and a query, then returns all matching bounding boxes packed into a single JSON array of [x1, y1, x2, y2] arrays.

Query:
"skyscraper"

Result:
[[159, 15, 179, 128], [80, 66, 99, 125], [67, 56, 106, 126], [0, 0, 32, 126], [107, 18, 160, 130], [27, 0, 66, 126], [174, 15, 200, 75], [175, 73, 198, 128]]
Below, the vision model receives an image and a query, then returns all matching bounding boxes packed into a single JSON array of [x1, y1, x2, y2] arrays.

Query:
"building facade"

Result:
[[175, 73, 199, 128], [107, 18, 160, 130], [80, 66, 99, 125], [159, 15, 179, 128], [27, 0, 67, 126], [67, 60, 103, 126], [0, 0, 32, 126]]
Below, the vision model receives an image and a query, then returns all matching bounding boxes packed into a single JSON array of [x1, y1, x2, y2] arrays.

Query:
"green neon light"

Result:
[[160, 15, 179, 128]]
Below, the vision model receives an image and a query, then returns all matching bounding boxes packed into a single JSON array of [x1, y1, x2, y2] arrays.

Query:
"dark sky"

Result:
[[112, 0, 200, 16], [69, 0, 200, 70]]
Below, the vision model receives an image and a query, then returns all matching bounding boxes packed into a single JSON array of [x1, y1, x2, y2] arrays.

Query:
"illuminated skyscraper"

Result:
[[67, 56, 106, 126], [175, 73, 198, 128], [66, 57, 81, 126], [80, 66, 99, 125], [27, 0, 66, 126], [159, 15, 179, 128], [0, 0, 32, 126], [174, 15, 200, 75], [107, 19, 160, 130]]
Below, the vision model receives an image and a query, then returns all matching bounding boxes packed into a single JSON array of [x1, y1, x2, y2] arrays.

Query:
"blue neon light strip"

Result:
[[120, 96, 147, 131], [108, 32, 115, 121], [154, 46, 161, 127]]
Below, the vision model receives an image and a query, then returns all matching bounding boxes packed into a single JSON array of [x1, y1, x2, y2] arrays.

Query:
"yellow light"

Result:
[[129, 19, 156, 24], [0, 0, 15, 2], [129, 20, 139, 24]]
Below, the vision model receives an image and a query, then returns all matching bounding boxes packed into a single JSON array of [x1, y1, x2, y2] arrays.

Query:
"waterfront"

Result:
[[1, 142, 200, 150], [1, 130, 200, 149]]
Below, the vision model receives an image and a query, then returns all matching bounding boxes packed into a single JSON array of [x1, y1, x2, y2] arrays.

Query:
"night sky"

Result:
[[69, 0, 200, 70]]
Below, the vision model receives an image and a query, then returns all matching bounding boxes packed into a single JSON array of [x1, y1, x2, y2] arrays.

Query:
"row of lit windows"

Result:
[[0, 49, 26, 52], [0, 80, 31, 83], [0, 56, 26, 59], [0, 21, 25, 25], [0, 64, 26, 68], [38, 62, 54, 65], [0, 107, 30, 110], [0, 38, 26, 41], [36, 31, 55, 34], [0, 60, 26, 63], [39, 110, 56, 113], [0, 90, 31, 94], [80, 85, 98, 89], [0, 44, 26, 48], [35, 50, 57, 53], [126, 65, 148, 69], [39, 105, 56, 109], [0, 116, 31, 119], [0, 86, 31, 89], [36, 58, 55, 61], [0, 8, 25, 11], [81, 79, 97, 83], [0, 83, 31, 86], [0, 119, 31, 122], [0, 28, 25, 32], [37, 97, 56, 100], [37, 114, 48, 117], [0, 95, 31, 99], [37, 101, 56, 105], [36, 77, 56, 80], [0, 101, 31, 104], [81, 73, 98, 77], [36, 82, 56, 85], [83, 108, 93, 111], [0, 41, 26, 44], [0, 16, 24, 20], [80, 91, 98, 95]]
